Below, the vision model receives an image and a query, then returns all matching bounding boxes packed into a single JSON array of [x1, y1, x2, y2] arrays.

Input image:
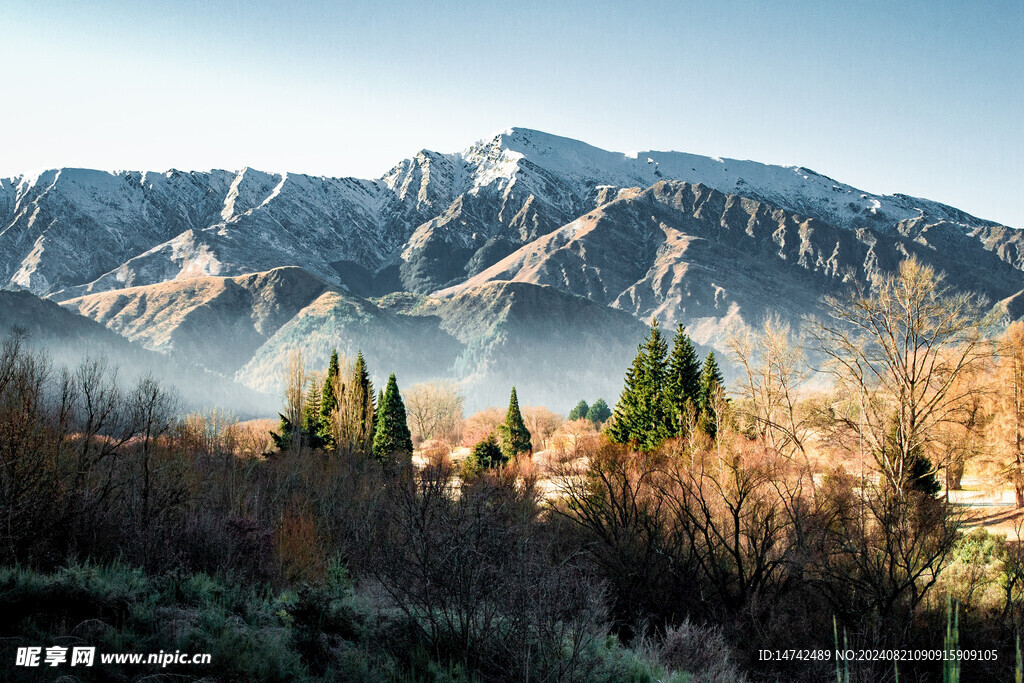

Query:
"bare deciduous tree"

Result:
[[522, 405, 563, 451], [404, 380, 464, 446], [0, 332, 63, 562], [808, 257, 994, 491], [329, 355, 376, 455], [930, 369, 988, 496], [727, 315, 812, 469], [995, 322, 1024, 507], [461, 407, 505, 448], [283, 348, 306, 454], [550, 418, 598, 459]]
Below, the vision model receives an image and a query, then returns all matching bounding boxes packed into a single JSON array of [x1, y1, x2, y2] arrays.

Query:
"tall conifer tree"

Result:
[[608, 320, 670, 450], [498, 386, 532, 459], [320, 349, 340, 419], [372, 373, 413, 464], [316, 349, 341, 448], [698, 351, 726, 438], [352, 351, 375, 438], [608, 341, 647, 445], [302, 379, 329, 450], [665, 324, 702, 436]]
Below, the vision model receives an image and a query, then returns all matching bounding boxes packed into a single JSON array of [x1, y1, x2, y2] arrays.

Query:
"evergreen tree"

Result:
[[316, 349, 341, 449], [372, 373, 413, 464], [697, 351, 726, 439], [607, 320, 670, 451], [497, 386, 532, 459], [270, 413, 296, 451], [320, 349, 340, 419], [607, 343, 647, 445], [698, 351, 725, 412], [302, 380, 322, 432], [352, 351, 375, 440], [469, 433, 506, 470], [586, 398, 611, 425], [302, 380, 329, 450], [568, 400, 590, 421], [664, 324, 702, 436]]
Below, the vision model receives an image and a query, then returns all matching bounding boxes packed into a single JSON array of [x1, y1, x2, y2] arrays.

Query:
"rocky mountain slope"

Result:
[[0, 290, 275, 416], [2, 128, 1021, 412], [440, 181, 1024, 345], [61, 266, 331, 376], [4, 128, 1014, 300], [233, 277, 647, 410]]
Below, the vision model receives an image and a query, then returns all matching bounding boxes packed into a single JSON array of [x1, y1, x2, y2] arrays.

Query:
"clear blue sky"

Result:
[[2, 0, 1022, 226]]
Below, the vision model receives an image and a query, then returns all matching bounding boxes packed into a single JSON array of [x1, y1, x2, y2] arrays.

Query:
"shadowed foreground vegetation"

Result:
[[0, 330, 706, 681], [6, 258, 1024, 681]]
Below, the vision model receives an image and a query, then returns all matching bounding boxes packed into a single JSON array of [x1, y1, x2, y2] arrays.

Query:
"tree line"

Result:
[[606, 321, 724, 448], [6, 255, 1024, 680]]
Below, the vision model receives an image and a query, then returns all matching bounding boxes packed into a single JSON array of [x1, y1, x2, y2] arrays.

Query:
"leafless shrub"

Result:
[[658, 619, 747, 683]]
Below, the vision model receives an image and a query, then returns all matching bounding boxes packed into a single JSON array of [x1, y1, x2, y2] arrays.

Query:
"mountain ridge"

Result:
[[3, 128, 1014, 299], [3, 128, 1021, 412]]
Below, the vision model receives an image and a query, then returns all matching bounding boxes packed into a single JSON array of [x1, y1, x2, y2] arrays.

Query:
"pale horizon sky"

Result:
[[1, 0, 1022, 226]]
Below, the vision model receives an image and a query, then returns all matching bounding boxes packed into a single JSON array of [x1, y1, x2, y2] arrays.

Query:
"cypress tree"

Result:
[[608, 320, 670, 451], [665, 324, 702, 436], [372, 373, 413, 464], [568, 400, 590, 421], [697, 351, 726, 438], [586, 398, 611, 424], [498, 386, 532, 459], [316, 349, 341, 448]]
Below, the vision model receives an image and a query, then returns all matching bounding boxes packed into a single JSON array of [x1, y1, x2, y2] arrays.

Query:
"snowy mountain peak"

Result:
[[439, 129, 1007, 236], [1, 128, 1019, 303]]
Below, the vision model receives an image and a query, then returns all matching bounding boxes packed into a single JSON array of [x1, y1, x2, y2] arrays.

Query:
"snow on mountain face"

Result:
[[0, 127, 1016, 302], [390, 127, 1016, 294], [469, 128, 996, 234], [0, 169, 235, 293], [440, 180, 1024, 348], [0, 167, 399, 298], [3, 128, 1022, 412]]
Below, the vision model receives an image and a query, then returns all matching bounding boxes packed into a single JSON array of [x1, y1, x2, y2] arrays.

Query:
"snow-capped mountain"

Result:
[[2, 128, 1021, 410], [3, 128, 1012, 300], [440, 180, 1024, 346]]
